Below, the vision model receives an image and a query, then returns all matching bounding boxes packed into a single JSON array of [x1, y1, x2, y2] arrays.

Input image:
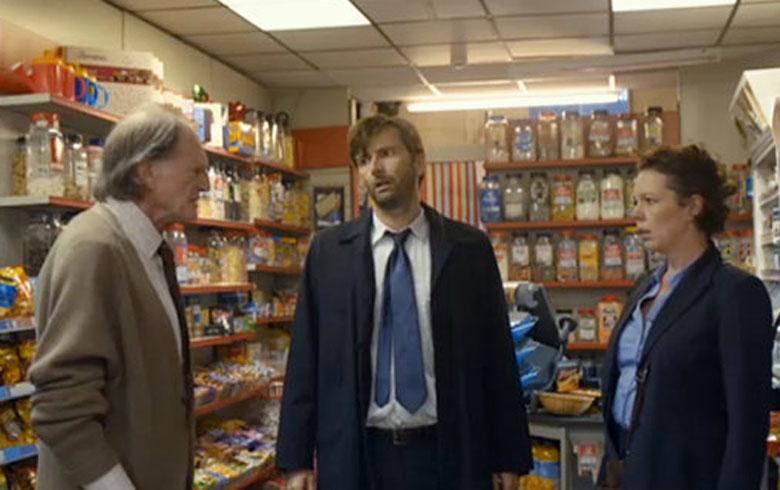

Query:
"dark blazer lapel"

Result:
[[424, 204, 455, 293], [639, 245, 721, 364], [339, 211, 375, 416]]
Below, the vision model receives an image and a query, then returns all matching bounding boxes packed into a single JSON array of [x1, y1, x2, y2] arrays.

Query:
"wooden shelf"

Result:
[[542, 280, 635, 289], [228, 464, 276, 490], [0, 195, 92, 211], [194, 385, 266, 417], [204, 147, 309, 180], [256, 316, 294, 325], [0, 317, 35, 334], [484, 156, 639, 171], [247, 263, 303, 275], [728, 212, 753, 223], [190, 332, 255, 349], [486, 218, 634, 231], [181, 284, 253, 295], [0, 382, 35, 403], [254, 219, 312, 236], [188, 218, 257, 233], [567, 342, 609, 351], [0, 94, 308, 180]]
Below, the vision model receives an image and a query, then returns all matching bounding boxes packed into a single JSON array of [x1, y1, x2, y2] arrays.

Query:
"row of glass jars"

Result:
[[485, 107, 665, 163], [494, 228, 647, 283], [481, 170, 633, 223]]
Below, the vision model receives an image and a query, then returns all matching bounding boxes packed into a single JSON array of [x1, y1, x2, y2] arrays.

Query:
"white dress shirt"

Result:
[[366, 210, 437, 429], [85, 199, 185, 490]]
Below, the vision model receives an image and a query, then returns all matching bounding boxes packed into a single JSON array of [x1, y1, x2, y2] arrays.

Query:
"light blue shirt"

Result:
[[611, 263, 690, 429]]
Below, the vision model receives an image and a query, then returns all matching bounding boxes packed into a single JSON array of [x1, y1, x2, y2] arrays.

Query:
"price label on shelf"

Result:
[[0, 444, 37, 466]]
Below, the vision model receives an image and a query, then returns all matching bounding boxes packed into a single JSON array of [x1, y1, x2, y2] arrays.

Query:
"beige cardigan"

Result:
[[29, 203, 193, 489]]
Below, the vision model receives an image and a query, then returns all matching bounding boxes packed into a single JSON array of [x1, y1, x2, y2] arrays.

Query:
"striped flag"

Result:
[[422, 161, 480, 227]]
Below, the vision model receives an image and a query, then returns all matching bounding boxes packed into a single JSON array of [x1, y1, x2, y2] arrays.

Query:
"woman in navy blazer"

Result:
[[598, 146, 774, 490]]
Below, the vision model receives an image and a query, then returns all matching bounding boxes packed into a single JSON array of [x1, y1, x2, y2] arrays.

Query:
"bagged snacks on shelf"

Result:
[[0, 267, 33, 320]]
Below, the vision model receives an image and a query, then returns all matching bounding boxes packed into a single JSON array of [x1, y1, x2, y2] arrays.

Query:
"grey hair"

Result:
[[93, 103, 194, 201]]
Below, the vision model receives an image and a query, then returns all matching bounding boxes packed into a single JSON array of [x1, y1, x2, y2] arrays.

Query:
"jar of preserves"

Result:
[[643, 106, 664, 153], [509, 234, 532, 281], [561, 110, 584, 160], [601, 231, 624, 280], [551, 174, 575, 221], [224, 232, 247, 283], [598, 295, 623, 343], [537, 112, 560, 161], [615, 114, 638, 156], [63, 133, 89, 200], [11, 136, 29, 196], [624, 226, 646, 280], [556, 231, 578, 282], [22, 213, 61, 277], [533, 233, 555, 282], [529, 172, 551, 222], [86, 139, 104, 201], [625, 169, 636, 212], [480, 174, 503, 223], [511, 120, 536, 162], [576, 171, 600, 221], [503, 175, 527, 221], [207, 232, 226, 284], [588, 109, 613, 157], [578, 233, 600, 281], [27, 112, 64, 198], [485, 115, 510, 162], [600, 171, 625, 219], [576, 308, 598, 343]]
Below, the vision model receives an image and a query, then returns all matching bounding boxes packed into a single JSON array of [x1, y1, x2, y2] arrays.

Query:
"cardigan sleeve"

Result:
[[28, 237, 124, 486]]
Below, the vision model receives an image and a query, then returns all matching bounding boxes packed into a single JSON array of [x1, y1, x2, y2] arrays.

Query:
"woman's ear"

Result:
[[687, 194, 705, 221]]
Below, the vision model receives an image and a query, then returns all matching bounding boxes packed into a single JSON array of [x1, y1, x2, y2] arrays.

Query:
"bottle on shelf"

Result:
[[643, 106, 664, 153], [551, 173, 575, 221], [615, 113, 638, 156], [728, 163, 750, 214], [561, 110, 584, 160], [63, 133, 89, 201], [23, 213, 62, 278], [576, 171, 600, 221], [624, 227, 646, 280], [600, 171, 625, 219], [485, 114, 510, 162], [511, 119, 536, 162], [503, 174, 528, 221], [11, 135, 29, 196], [624, 169, 636, 213], [27, 112, 65, 198], [575, 308, 598, 343], [588, 109, 613, 157], [480, 174, 503, 223], [529, 172, 551, 222], [579, 233, 600, 281], [533, 233, 556, 282], [601, 230, 624, 280], [490, 232, 509, 282], [163, 224, 189, 285], [86, 138, 104, 201], [509, 234, 532, 281], [556, 231, 578, 282], [598, 295, 624, 343], [537, 112, 560, 161]]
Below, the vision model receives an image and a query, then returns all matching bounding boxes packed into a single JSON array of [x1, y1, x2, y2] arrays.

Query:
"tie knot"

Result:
[[386, 229, 412, 247]]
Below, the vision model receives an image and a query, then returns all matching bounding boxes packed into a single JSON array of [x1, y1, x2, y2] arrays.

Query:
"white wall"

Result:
[[0, 0, 270, 109], [271, 87, 350, 129]]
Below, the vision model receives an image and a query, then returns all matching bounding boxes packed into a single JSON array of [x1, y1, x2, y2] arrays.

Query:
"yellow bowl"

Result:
[[537, 392, 596, 416]]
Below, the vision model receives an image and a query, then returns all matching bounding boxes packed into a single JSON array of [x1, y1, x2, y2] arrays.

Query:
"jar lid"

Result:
[[562, 110, 580, 117], [560, 230, 576, 237], [625, 226, 638, 233], [593, 109, 609, 116], [577, 307, 595, 315], [647, 106, 663, 114], [601, 295, 621, 302], [552, 174, 572, 181], [580, 233, 598, 240]]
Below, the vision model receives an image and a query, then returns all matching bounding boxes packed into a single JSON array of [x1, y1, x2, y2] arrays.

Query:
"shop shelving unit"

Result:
[[254, 218, 312, 236], [484, 156, 640, 172], [194, 385, 268, 417], [180, 284, 254, 295], [190, 332, 256, 349], [0, 444, 37, 466], [566, 342, 609, 352], [256, 316, 294, 325], [486, 218, 635, 231], [247, 263, 303, 275]]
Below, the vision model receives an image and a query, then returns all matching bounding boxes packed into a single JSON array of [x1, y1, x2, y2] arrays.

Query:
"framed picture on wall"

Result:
[[313, 186, 345, 230]]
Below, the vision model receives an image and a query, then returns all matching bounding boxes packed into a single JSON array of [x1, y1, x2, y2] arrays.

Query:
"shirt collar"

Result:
[[651, 261, 691, 290], [371, 208, 428, 247], [105, 197, 164, 259]]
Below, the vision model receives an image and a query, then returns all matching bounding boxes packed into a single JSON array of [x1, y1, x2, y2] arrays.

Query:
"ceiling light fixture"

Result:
[[218, 0, 370, 31], [516, 81, 528, 94], [611, 0, 735, 12], [406, 91, 623, 113]]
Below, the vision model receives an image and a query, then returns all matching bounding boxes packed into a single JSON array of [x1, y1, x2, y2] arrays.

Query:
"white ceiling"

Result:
[[108, 0, 780, 102]]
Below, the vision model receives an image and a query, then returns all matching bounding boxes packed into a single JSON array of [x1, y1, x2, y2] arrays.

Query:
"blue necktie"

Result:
[[375, 230, 427, 413]]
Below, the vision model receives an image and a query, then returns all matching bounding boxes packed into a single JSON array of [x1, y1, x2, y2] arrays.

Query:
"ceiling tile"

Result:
[[272, 26, 388, 51], [420, 63, 513, 84], [523, 75, 611, 92], [351, 84, 433, 101], [731, 2, 780, 27], [253, 70, 336, 88], [402, 42, 511, 67], [724, 26, 780, 44], [138, 7, 255, 35], [184, 32, 286, 55], [326, 67, 421, 87], [436, 80, 519, 96], [111, 0, 217, 10], [614, 6, 732, 34], [223, 53, 309, 72], [485, 0, 608, 16], [380, 19, 496, 46], [495, 13, 608, 39], [354, 0, 485, 22], [301, 48, 407, 68], [615, 30, 719, 52], [507, 37, 612, 58]]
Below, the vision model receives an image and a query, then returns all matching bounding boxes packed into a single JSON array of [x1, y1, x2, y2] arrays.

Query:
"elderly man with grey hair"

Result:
[[28, 103, 209, 490]]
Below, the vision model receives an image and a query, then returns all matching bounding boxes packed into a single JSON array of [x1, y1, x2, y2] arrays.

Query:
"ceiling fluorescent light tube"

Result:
[[612, 0, 735, 12], [219, 0, 370, 31], [407, 92, 621, 113]]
